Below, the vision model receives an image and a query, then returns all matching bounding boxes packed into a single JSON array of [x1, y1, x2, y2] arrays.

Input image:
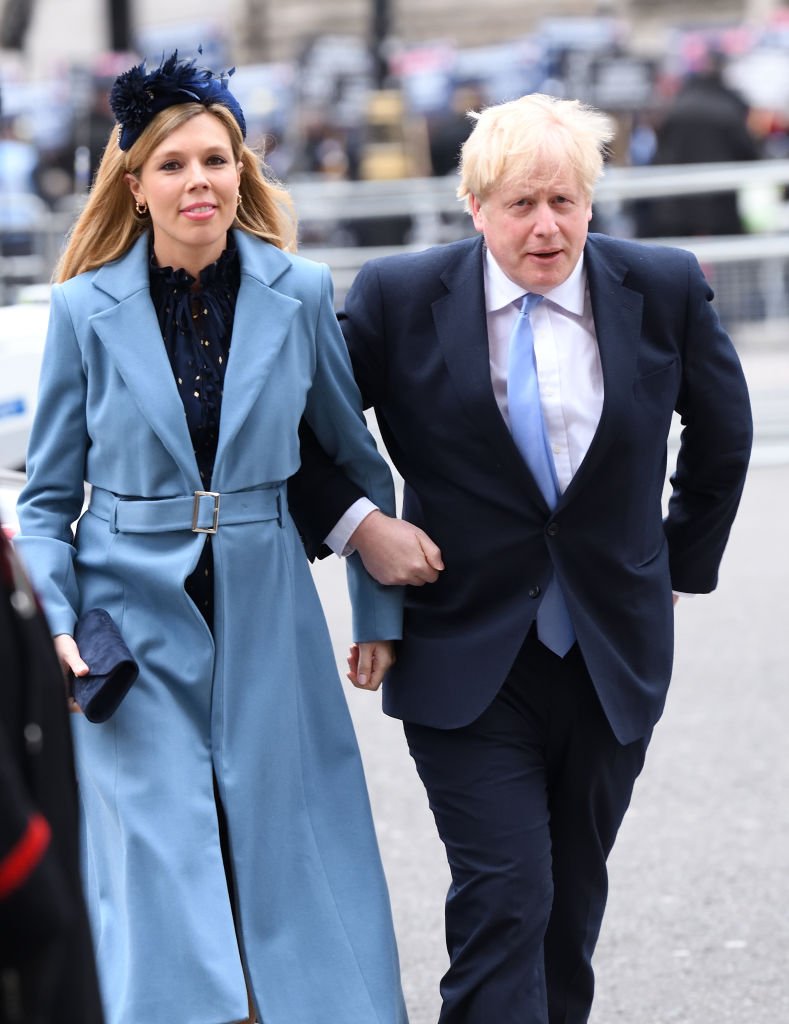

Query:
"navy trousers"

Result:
[[404, 629, 651, 1024]]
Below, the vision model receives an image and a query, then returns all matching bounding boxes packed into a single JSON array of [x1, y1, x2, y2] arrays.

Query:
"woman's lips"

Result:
[[181, 204, 216, 220]]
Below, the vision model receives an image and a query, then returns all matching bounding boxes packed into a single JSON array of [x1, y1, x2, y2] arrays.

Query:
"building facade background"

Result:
[[1, 0, 784, 77]]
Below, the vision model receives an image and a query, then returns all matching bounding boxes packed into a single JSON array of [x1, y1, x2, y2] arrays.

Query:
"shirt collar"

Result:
[[483, 245, 587, 316]]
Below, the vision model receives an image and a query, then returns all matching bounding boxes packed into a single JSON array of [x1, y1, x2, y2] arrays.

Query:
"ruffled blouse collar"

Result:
[[148, 235, 241, 488]]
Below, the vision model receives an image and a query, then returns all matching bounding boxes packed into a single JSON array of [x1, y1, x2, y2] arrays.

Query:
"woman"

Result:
[[16, 52, 407, 1024]]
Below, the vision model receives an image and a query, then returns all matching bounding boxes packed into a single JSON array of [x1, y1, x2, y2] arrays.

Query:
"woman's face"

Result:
[[126, 112, 243, 277]]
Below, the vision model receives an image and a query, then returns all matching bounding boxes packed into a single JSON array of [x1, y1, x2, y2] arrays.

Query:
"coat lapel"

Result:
[[89, 232, 301, 486], [560, 234, 643, 504], [213, 231, 300, 466], [432, 237, 549, 508], [90, 235, 200, 485]]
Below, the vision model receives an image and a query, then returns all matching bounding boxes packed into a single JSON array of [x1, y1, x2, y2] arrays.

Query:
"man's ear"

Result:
[[469, 194, 484, 233]]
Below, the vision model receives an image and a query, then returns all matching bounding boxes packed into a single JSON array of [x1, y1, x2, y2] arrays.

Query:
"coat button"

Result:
[[546, 522, 559, 537], [528, 585, 541, 599]]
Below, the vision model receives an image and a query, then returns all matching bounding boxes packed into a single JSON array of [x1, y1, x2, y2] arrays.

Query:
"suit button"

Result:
[[528, 585, 541, 599], [546, 522, 559, 537]]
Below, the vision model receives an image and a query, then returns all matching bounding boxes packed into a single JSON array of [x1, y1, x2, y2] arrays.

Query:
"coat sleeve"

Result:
[[289, 258, 390, 560], [0, 732, 57, 936], [287, 419, 365, 562], [664, 253, 753, 592], [0, 539, 70, 954], [302, 264, 403, 642], [0, 760, 66, 956], [14, 285, 89, 637]]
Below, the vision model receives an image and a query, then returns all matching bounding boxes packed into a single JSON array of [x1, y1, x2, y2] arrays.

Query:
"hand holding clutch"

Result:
[[71, 609, 139, 723]]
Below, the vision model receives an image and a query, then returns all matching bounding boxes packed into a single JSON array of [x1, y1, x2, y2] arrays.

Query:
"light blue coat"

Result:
[[16, 230, 408, 1024]]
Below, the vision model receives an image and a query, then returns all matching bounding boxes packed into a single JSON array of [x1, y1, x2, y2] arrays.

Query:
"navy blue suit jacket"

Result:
[[298, 233, 752, 745]]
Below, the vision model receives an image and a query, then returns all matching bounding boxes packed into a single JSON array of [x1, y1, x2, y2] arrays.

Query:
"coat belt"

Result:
[[88, 484, 284, 535]]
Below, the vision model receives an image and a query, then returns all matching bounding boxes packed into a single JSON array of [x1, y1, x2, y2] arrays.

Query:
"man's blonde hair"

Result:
[[55, 103, 296, 282], [457, 93, 615, 211]]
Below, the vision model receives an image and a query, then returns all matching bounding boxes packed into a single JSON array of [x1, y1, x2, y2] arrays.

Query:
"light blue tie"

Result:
[[508, 294, 576, 657]]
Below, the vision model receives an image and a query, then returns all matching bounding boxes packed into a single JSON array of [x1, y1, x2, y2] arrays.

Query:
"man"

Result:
[[294, 93, 752, 1023]]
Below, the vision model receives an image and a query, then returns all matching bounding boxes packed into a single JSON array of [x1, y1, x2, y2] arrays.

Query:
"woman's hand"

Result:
[[54, 633, 89, 713], [346, 640, 396, 692]]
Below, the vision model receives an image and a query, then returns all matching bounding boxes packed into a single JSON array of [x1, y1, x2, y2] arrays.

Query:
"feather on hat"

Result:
[[109, 49, 246, 151]]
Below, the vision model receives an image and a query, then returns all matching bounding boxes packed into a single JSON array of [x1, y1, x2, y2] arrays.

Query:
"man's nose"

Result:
[[532, 203, 558, 234]]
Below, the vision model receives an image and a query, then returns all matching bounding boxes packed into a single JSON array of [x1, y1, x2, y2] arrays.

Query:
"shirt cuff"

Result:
[[324, 498, 378, 557]]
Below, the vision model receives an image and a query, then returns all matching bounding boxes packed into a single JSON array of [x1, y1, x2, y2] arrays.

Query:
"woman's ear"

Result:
[[124, 171, 143, 204]]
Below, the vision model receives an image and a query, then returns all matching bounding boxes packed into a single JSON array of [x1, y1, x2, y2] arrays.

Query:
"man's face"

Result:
[[470, 167, 592, 294]]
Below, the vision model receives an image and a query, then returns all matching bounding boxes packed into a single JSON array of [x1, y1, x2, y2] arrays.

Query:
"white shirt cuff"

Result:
[[324, 498, 378, 556]]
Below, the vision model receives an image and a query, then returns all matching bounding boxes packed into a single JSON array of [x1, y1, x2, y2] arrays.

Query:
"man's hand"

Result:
[[350, 510, 444, 586], [54, 633, 88, 713], [347, 640, 396, 691]]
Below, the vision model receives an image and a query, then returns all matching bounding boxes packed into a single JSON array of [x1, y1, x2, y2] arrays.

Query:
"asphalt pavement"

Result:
[[310, 339, 789, 1024]]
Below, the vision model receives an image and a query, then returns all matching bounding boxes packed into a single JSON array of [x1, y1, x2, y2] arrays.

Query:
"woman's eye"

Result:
[[160, 161, 181, 171], [207, 155, 228, 166]]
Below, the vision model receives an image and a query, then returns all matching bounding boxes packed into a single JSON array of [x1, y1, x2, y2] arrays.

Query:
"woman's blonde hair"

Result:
[[457, 93, 615, 211], [55, 102, 296, 282]]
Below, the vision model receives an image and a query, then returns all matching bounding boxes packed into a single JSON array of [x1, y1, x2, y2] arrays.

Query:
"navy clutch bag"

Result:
[[72, 608, 139, 723]]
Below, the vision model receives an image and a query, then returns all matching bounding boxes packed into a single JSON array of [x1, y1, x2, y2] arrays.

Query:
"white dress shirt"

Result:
[[328, 246, 604, 554], [484, 248, 603, 493]]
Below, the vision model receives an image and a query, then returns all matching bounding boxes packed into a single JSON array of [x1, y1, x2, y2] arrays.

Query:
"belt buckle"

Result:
[[192, 491, 220, 534]]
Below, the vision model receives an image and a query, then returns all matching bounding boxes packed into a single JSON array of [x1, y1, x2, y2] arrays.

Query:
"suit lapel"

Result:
[[90, 236, 200, 485], [560, 235, 643, 504], [432, 237, 549, 509], [213, 232, 300, 466]]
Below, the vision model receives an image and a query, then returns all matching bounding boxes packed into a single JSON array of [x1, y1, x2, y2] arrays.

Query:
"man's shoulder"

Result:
[[587, 232, 692, 264], [363, 235, 481, 285], [586, 232, 697, 287]]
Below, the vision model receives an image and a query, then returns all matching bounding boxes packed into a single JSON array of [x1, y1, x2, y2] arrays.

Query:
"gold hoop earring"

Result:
[[135, 200, 148, 216]]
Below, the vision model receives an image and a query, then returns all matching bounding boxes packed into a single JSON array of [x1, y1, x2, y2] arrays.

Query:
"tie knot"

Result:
[[519, 293, 543, 316]]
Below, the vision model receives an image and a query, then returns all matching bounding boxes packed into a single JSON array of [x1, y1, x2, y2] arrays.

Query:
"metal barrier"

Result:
[[291, 161, 789, 330], [4, 160, 789, 326], [0, 195, 72, 305]]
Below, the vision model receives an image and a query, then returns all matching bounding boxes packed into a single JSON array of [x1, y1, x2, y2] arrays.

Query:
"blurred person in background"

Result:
[[14, 50, 408, 1024], [638, 50, 761, 238], [0, 114, 38, 195], [428, 84, 483, 178], [294, 92, 752, 1024], [1, 530, 104, 1024], [0, 112, 43, 257]]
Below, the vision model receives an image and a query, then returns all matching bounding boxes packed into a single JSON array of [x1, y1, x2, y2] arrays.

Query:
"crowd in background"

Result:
[[2, 14, 789, 244]]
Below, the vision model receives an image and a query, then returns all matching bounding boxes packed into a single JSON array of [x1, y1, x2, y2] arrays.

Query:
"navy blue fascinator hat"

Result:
[[109, 49, 247, 151]]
